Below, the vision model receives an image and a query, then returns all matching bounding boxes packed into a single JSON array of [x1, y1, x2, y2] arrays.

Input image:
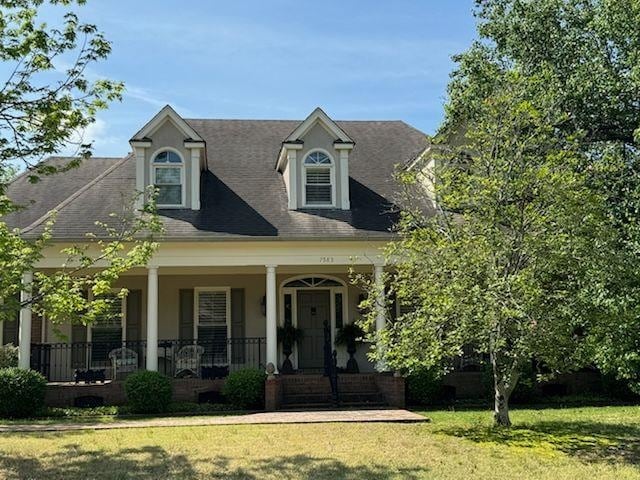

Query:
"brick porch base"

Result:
[[45, 378, 226, 407]]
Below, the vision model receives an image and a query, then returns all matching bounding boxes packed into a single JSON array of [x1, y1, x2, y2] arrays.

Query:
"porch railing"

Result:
[[31, 337, 266, 383]]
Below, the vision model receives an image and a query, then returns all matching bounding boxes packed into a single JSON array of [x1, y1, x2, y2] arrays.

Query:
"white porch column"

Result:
[[265, 264, 278, 373], [18, 271, 33, 370], [374, 264, 387, 371], [146, 266, 159, 372]]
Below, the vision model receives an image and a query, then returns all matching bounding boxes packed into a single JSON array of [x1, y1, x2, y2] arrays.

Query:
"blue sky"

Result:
[[45, 1, 478, 157]]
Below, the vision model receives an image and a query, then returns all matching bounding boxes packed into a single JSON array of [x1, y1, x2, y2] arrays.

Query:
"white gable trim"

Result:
[[284, 107, 353, 144], [130, 105, 204, 142]]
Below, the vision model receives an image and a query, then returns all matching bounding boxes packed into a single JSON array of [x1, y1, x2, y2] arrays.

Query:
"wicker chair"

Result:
[[108, 347, 139, 380], [175, 345, 205, 378]]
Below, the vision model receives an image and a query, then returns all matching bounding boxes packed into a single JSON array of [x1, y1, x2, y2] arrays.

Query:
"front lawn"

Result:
[[0, 406, 638, 479]]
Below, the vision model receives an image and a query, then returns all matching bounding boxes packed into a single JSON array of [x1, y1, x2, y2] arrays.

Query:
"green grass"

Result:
[[0, 406, 639, 479]]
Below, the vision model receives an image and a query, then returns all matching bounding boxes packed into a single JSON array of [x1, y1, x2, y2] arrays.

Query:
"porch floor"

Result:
[[0, 409, 428, 433]]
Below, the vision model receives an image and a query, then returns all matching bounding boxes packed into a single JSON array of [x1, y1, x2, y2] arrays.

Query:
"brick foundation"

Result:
[[441, 370, 605, 400], [442, 372, 485, 398], [373, 373, 406, 408], [45, 378, 226, 407]]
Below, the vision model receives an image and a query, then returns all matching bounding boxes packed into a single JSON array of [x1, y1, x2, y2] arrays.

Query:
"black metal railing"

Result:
[[31, 340, 147, 383], [323, 320, 339, 406], [451, 345, 487, 372], [31, 337, 266, 383], [156, 337, 265, 379]]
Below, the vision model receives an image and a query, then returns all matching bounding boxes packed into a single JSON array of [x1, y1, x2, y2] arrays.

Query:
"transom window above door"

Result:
[[303, 151, 334, 207], [152, 150, 184, 207], [283, 276, 344, 288]]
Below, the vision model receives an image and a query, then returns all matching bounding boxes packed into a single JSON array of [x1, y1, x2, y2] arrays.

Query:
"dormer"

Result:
[[276, 107, 354, 210], [129, 105, 205, 210]]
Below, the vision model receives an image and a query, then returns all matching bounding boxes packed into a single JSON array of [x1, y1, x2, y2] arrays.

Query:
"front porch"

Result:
[[11, 242, 394, 409]]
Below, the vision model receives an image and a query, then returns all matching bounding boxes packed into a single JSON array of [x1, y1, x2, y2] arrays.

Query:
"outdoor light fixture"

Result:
[[260, 295, 266, 316]]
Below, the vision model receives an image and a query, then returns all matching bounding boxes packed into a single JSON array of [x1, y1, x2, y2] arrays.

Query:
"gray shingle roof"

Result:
[[4, 157, 122, 230], [12, 119, 429, 240]]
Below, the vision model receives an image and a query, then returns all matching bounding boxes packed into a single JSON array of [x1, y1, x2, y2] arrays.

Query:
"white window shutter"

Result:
[[198, 291, 227, 325]]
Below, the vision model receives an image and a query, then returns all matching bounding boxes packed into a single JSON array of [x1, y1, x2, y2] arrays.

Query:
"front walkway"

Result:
[[0, 409, 427, 433]]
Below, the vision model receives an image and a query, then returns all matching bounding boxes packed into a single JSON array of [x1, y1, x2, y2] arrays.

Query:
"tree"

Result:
[[360, 0, 640, 425], [447, 0, 640, 395], [0, 1, 160, 330], [361, 70, 618, 426]]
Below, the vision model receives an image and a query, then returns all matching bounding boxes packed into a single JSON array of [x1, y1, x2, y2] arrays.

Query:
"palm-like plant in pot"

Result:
[[335, 323, 365, 373], [277, 324, 303, 374]]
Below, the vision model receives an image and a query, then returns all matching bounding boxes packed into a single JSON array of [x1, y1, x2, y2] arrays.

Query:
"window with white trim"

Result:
[[304, 151, 333, 206], [152, 150, 184, 206], [195, 289, 230, 362]]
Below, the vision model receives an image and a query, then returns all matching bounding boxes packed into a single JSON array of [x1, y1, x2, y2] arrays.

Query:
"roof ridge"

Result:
[[184, 118, 411, 124], [21, 154, 132, 235], [397, 120, 431, 139]]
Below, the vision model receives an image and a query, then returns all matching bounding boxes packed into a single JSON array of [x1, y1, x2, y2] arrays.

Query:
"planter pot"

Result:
[[280, 344, 295, 374], [345, 342, 360, 373]]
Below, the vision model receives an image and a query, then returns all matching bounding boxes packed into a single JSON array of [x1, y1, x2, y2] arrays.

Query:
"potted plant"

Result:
[[277, 324, 303, 374], [335, 323, 365, 373]]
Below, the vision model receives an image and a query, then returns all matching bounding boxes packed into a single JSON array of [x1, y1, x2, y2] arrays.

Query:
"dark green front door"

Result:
[[297, 290, 330, 370]]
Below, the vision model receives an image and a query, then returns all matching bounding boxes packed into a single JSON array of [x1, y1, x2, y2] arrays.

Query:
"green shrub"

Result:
[[0, 344, 18, 368], [0, 367, 47, 418], [601, 373, 640, 400], [222, 368, 266, 409], [124, 371, 172, 413], [406, 367, 445, 405], [46, 405, 126, 418], [44, 402, 236, 419]]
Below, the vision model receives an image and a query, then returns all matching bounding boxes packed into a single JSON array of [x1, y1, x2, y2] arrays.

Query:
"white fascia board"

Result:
[[129, 140, 152, 148], [333, 142, 354, 150], [285, 107, 353, 143], [131, 105, 204, 142]]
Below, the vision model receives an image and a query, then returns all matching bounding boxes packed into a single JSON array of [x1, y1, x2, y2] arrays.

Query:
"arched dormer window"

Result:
[[152, 149, 184, 207], [303, 150, 335, 207]]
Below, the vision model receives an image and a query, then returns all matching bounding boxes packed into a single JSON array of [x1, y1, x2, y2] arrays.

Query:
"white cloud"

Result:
[[123, 85, 194, 117], [56, 117, 126, 158]]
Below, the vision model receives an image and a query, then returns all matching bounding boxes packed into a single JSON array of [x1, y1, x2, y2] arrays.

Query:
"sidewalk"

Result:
[[0, 409, 428, 433]]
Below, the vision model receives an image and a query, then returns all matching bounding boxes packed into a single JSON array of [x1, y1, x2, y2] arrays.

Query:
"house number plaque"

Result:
[[320, 256, 334, 263]]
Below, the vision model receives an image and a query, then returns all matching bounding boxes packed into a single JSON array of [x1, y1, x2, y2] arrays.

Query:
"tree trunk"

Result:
[[493, 383, 511, 427]]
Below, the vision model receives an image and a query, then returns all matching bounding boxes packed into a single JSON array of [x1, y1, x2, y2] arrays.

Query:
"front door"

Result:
[[297, 290, 330, 370]]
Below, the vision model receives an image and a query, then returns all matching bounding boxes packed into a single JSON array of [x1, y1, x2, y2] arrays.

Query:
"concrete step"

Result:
[[280, 374, 385, 408], [282, 391, 386, 406], [282, 392, 333, 404], [280, 400, 388, 410], [340, 392, 385, 403]]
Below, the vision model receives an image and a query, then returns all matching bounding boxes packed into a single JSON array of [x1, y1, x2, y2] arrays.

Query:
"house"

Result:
[[1, 105, 430, 408]]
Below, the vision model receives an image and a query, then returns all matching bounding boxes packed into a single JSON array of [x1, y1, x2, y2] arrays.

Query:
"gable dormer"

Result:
[[276, 107, 354, 210], [129, 105, 205, 210]]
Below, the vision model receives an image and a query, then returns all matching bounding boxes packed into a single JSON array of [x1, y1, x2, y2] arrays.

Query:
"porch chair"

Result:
[[175, 345, 205, 378], [108, 347, 139, 380]]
